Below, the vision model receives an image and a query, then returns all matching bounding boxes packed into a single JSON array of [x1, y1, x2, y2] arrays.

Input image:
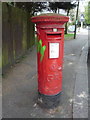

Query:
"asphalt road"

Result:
[[2, 28, 88, 118]]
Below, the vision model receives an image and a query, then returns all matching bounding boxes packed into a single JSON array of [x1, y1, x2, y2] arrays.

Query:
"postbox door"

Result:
[[43, 31, 63, 95]]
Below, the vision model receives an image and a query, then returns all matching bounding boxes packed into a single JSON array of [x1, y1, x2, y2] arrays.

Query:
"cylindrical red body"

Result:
[[31, 14, 69, 96]]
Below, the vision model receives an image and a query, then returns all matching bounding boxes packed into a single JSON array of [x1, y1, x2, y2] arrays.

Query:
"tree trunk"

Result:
[[14, 2, 16, 7], [65, 9, 69, 34], [55, 9, 57, 13], [58, 8, 59, 14], [74, 1, 79, 39]]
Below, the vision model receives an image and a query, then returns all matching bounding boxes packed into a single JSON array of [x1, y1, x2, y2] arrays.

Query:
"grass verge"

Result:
[[65, 33, 74, 40]]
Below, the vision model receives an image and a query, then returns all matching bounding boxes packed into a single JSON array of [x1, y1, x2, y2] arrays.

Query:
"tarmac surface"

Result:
[[2, 28, 88, 118]]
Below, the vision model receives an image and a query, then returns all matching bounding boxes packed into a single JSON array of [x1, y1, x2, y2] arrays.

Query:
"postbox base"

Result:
[[38, 92, 61, 109]]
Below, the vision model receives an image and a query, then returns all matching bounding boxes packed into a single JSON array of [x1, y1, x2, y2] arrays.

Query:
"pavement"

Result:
[[2, 28, 88, 118]]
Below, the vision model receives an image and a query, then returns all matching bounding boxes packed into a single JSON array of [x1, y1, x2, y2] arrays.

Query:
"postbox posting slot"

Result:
[[46, 31, 62, 34], [46, 32, 62, 40], [47, 33, 60, 36]]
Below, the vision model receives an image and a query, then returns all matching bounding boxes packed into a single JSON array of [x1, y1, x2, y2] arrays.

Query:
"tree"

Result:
[[69, 9, 76, 24], [48, 2, 76, 34], [84, 1, 90, 25], [7, 2, 48, 16], [63, 2, 76, 34], [48, 2, 76, 13], [7, 2, 76, 34], [74, 1, 79, 39], [48, 2, 60, 13]]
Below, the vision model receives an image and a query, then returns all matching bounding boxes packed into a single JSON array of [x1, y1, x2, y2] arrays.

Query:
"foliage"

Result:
[[7, 2, 76, 15], [6, 2, 77, 35], [7, 2, 48, 15], [48, 2, 76, 13], [69, 9, 76, 22], [48, 2, 76, 34], [84, 1, 90, 25]]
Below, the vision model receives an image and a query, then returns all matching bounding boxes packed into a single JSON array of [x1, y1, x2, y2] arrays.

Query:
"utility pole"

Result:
[[74, 0, 79, 39]]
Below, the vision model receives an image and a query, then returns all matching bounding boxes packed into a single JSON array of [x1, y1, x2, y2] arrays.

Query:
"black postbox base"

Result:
[[37, 92, 61, 109]]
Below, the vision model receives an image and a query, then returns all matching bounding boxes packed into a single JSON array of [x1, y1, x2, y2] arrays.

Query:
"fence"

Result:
[[2, 3, 35, 73]]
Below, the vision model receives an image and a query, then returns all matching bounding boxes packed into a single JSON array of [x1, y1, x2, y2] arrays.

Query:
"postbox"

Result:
[[31, 13, 69, 108]]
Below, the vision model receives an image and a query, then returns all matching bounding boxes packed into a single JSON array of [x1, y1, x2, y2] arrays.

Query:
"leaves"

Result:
[[48, 2, 76, 13], [15, 2, 48, 15], [84, 1, 90, 24]]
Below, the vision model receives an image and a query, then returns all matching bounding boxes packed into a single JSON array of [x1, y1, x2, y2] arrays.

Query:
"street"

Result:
[[2, 28, 88, 118]]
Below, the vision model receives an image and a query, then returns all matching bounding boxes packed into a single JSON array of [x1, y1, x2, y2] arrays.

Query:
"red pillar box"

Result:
[[31, 13, 69, 108]]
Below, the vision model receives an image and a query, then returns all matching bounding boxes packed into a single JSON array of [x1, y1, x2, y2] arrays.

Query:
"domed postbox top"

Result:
[[31, 13, 69, 24]]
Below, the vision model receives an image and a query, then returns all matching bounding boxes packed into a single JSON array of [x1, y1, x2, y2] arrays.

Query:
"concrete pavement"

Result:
[[2, 28, 88, 118], [65, 28, 88, 118], [73, 30, 88, 118]]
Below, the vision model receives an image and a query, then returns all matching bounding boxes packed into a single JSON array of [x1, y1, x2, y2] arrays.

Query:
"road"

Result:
[[2, 28, 88, 118]]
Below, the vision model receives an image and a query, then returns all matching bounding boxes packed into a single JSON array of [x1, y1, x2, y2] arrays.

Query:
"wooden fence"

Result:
[[2, 3, 35, 73]]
